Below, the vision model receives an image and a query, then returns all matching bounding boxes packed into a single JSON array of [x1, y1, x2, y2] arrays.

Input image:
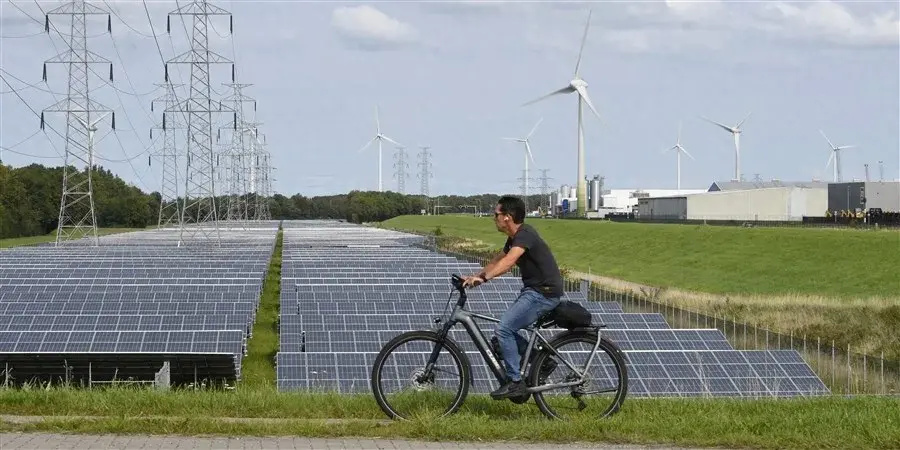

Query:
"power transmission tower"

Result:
[[417, 146, 433, 196], [538, 169, 553, 211], [165, 0, 234, 246], [517, 169, 538, 210], [41, 0, 115, 246], [239, 121, 262, 221], [256, 148, 272, 221], [244, 127, 271, 220], [218, 83, 256, 224], [151, 82, 184, 228], [393, 146, 409, 193], [879, 160, 884, 181]]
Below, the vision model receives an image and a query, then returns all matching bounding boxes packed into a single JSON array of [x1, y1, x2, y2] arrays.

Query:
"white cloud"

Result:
[[331, 5, 418, 51], [760, 1, 899, 48]]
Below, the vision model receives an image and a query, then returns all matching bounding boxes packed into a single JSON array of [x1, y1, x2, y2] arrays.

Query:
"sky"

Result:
[[1, 0, 898, 197]]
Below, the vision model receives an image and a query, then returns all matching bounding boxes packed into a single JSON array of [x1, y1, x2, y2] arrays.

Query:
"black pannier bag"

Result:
[[551, 300, 593, 329]]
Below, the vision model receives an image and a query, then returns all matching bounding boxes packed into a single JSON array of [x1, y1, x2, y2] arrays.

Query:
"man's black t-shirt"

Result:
[[502, 223, 564, 298]]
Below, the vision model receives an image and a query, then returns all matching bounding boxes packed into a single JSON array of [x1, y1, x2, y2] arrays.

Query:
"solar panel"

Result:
[[281, 328, 729, 353], [275, 349, 830, 397], [278, 312, 670, 333], [271, 221, 830, 398], [0, 225, 278, 385], [0, 314, 251, 333], [290, 299, 623, 316]]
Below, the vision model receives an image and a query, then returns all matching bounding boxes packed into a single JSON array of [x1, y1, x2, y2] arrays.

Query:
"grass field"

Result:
[[380, 215, 900, 359], [0, 228, 146, 249], [381, 215, 899, 299], [0, 388, 897, 449]]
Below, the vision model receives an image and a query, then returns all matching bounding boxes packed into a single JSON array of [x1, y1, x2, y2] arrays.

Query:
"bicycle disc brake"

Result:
[[410, 368, 435, 391]]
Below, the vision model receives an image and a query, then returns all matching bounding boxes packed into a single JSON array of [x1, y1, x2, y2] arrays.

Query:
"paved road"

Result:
[[0, 432, 674, 449]]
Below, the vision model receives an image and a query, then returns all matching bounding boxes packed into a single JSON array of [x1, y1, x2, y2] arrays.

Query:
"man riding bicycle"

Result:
[[463, 195, 565, 400]]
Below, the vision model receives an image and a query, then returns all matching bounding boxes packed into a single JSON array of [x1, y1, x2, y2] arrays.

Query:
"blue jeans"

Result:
[[495, 288, 560, 382]]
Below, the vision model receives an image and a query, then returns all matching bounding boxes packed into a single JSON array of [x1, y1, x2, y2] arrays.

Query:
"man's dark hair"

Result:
[[497, 195, 526, 224]]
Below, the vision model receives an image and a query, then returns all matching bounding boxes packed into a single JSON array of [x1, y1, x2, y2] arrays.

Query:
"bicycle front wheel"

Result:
[[529, 330, 628, 420], [370, 330, 471, 420]]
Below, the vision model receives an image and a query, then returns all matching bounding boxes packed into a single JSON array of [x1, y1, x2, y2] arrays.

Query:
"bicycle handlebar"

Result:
[[450, 274, 466, 292]]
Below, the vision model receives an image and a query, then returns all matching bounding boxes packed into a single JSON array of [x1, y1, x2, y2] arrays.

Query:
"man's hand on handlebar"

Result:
[[462, 274, 486, 288]]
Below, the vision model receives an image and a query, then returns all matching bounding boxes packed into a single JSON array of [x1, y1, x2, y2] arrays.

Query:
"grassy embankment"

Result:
[[1, 223, 898, 448], [381, 215, 900, 359]]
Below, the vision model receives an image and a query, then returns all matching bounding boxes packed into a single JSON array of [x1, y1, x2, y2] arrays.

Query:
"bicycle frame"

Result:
[[423, 276, 604, 394]]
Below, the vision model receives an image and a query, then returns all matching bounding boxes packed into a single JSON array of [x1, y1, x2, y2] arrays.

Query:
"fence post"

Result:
[[847, 344, 851, 394]]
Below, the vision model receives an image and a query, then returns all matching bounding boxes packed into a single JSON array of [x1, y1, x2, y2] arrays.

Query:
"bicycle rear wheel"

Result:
[[370, 330, 471, 420], [528, 330, 628, 420]]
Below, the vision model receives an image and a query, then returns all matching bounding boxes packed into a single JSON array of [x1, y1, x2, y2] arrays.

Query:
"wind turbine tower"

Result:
[[357, 106, 402, 192], [503, 117, 542, 208], [702, 112, 751, 181], [820, 130, 857, 183], [522, 9, 601, 218], [664, 122, 694, 190]]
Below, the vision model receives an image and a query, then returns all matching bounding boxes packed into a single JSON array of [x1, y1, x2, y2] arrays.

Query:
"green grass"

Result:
[[381, 215, 900, 299], [0, 389, 896, 449], [240, 227, 283, 388], [0, 228, 145, 248]]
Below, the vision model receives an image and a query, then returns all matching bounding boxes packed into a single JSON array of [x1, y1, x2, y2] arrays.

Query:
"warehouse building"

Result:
[[637, 186, 828, 221], [827, 181, 900, 212]]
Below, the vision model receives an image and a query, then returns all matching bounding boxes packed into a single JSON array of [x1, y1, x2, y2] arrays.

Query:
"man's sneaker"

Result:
[[490, 380, 527, 400], [538, 358, 558, 383]]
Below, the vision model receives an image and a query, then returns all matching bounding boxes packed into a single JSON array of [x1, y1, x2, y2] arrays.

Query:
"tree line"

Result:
[[1, 163, 546, 239]]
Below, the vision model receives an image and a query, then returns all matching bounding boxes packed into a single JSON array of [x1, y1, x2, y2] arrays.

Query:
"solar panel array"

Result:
[[277, 220, 830, 398], [0, 222, 280, 386]]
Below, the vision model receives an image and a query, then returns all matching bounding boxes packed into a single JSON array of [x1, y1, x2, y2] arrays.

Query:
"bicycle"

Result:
[[370, 274, 628, 420]]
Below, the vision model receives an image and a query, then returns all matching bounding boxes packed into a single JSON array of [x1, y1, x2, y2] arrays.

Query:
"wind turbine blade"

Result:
[[375, 106, 381, 134], [526, 117, 543, 139], [74, 116, 89, 129], [701, 116, 734, 133], [357, 137, 376, 153], [825, 151, 834, 169], [736, 111, 752, 129], [380, 135, 403, 147], [838, 145, 857, 150], [575, 86, 601, 121], [573, 8, 593, 77], [522, 86, 573, 107], [677, 121, 682, 145], [681, 146, 695, 160], [525, 141, 537, 166], [819, 129, 837, 150], [502, 137, 520, 142]]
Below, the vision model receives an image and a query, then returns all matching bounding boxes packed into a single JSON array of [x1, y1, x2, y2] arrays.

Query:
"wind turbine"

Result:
[[503, 117, 542, 205], [820, 129, 857, 183], [357, 106, 402, 192], [74, 112, 109, 170], [522, 9, 601, 218], [663, 122, 694, 190], [701, 112, 751, 182]]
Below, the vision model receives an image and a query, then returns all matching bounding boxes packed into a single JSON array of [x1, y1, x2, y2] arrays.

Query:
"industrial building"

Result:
[[636, 186, 828, 221], [827, 182, 900, 212]]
